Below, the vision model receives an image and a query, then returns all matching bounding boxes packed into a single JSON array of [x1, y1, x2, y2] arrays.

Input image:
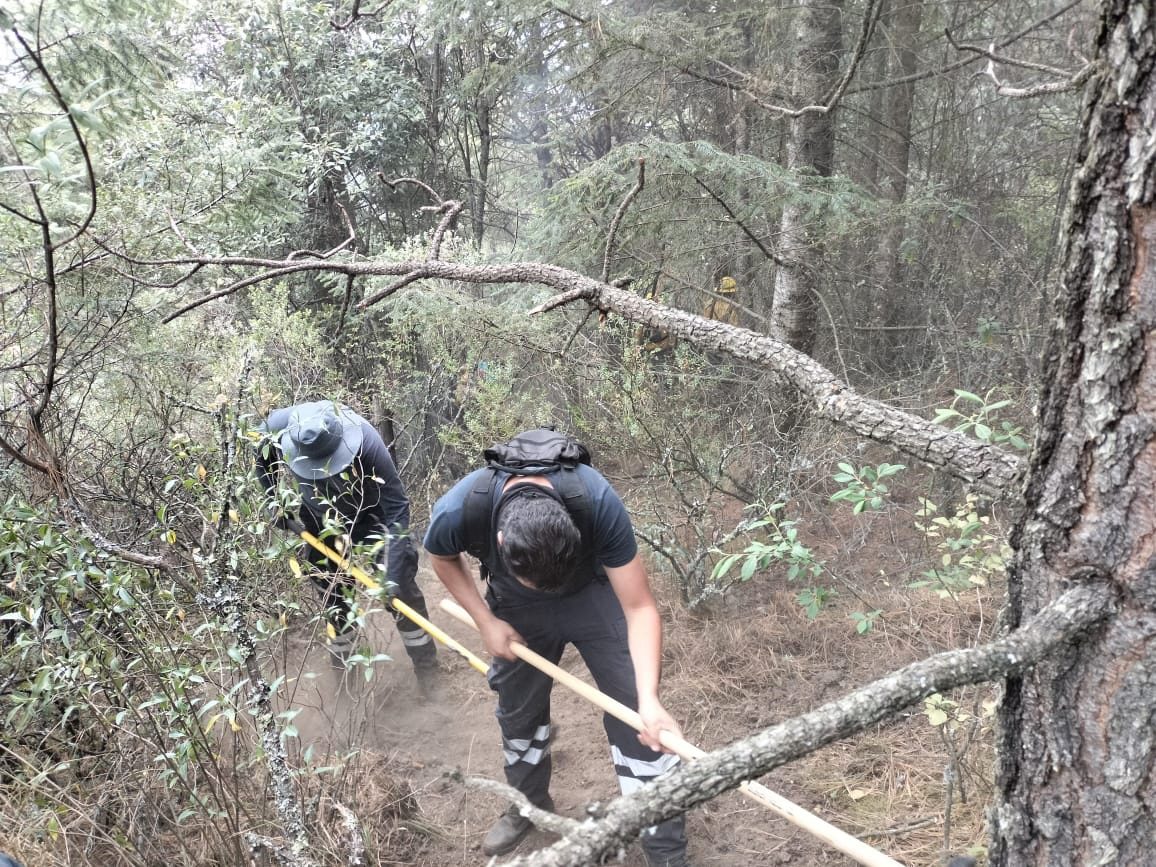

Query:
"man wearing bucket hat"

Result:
[[255, 401, 438, 686]]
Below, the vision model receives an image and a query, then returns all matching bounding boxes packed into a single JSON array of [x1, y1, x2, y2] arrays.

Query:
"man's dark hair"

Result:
[[496, 489, 582, 591]]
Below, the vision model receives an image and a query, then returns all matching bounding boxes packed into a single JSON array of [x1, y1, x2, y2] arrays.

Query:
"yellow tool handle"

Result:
[[438, 597, 902, 867], [294, 528, 488, 675]]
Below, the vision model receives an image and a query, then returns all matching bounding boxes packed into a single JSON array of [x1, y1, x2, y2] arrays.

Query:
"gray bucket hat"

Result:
[[280, 401, 364, 480]]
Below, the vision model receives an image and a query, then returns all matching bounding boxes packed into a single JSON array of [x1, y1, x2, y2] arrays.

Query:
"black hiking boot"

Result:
[[482, 797, 554, 856], [414, 662, 442, 700]]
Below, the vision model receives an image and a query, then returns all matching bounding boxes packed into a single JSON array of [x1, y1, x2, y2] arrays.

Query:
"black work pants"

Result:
[[301, 527, 435, 670], [486, 579, 687, 864]]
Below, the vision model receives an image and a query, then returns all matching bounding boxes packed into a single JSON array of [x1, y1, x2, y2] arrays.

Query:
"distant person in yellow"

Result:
[[702, 276, 740, 325]]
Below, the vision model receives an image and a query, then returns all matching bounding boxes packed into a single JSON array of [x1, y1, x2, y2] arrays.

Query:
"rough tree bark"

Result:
[[163, 255, 1024, 496], [769, 0, 842, 354], [504, 583, 1114, 867], [991, 2, 1156, 863], [871, 0, 925, 368]]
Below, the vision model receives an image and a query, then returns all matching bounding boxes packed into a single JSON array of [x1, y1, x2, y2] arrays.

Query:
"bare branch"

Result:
[[162, 263, 320, 323], [454, 774, 583, 837], [429, 199, 463, 260], [26, 183, 59, 423], [848, 0, 1085, 96], [333, 273, 356, 338], [691, 176, 784, 265], [529, 287, 588, 315], [327, 800, 367, 867], [819, 0, 882, 109], [0, 430, 50, 474], [358, 269, 431, 309], [111, 261, 205, 291], [945, 30, 1079, 78], [505, 581, 1116, 867], [11, 27, 98, 249], [379, 177, 462, 259], [558, 305, 599, 356], [167, 208, 201, 255], [65, 500, 176, 571], [981, 43, 1096, 99], [380, 174, 444, 204], [602, 158, 646, 284], [0, 195, 40, 225], [286, 203, 357, 261], [331, 0, 394, 31]]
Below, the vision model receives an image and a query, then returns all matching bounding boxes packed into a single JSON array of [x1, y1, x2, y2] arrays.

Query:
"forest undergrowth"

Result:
[[0, 456, 1003, 867]]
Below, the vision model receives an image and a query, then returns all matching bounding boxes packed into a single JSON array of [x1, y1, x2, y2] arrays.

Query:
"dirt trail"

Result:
[[272, 559, 908, 866], [276, 562, 676, 865]]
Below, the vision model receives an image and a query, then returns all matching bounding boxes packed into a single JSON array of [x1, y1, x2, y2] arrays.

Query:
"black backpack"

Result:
[[462, 428, 595, 576]]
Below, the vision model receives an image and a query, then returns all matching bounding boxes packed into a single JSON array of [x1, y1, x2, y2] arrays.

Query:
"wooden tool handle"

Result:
[[437, 597, 902, 867]]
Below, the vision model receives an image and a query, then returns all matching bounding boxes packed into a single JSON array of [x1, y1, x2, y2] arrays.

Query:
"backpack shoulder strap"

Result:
[[552, 466, 595, 561], [462, 468, 500, 562]]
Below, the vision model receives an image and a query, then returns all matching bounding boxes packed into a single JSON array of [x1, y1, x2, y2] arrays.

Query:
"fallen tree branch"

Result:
[[503, 581, 1116, 866], [245, 832, 316, 867], [157, 256, 1024, 495], [327, 800, 367, 867], [453, 773, 583, 837]]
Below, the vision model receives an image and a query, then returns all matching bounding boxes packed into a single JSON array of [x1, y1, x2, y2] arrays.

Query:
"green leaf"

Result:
[[926, 707, 949, 726], [954, 389, 983, 403], [35, 151, 63, 178], [974, 422, 992, 441]]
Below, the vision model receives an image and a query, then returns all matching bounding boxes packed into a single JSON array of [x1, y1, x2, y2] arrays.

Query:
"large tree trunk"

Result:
[[992, 2, 1156, 863], [769, 0, 842, 355], [871, 0, 924, 370]]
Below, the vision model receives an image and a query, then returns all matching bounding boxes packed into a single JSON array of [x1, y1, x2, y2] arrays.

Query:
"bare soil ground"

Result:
[[0, 491, 995, 867], [274, 525, 997, 867]]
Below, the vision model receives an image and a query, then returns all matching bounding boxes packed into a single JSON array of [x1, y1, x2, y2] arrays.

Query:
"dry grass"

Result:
[[656, 564, 1001, 866]]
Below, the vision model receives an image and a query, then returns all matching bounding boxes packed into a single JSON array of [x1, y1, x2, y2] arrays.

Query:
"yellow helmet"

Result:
[[717, 276, 737, 294]]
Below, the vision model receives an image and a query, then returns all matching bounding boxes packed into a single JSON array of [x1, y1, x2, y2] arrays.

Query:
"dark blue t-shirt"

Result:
[[424, 464, 637, 600]]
